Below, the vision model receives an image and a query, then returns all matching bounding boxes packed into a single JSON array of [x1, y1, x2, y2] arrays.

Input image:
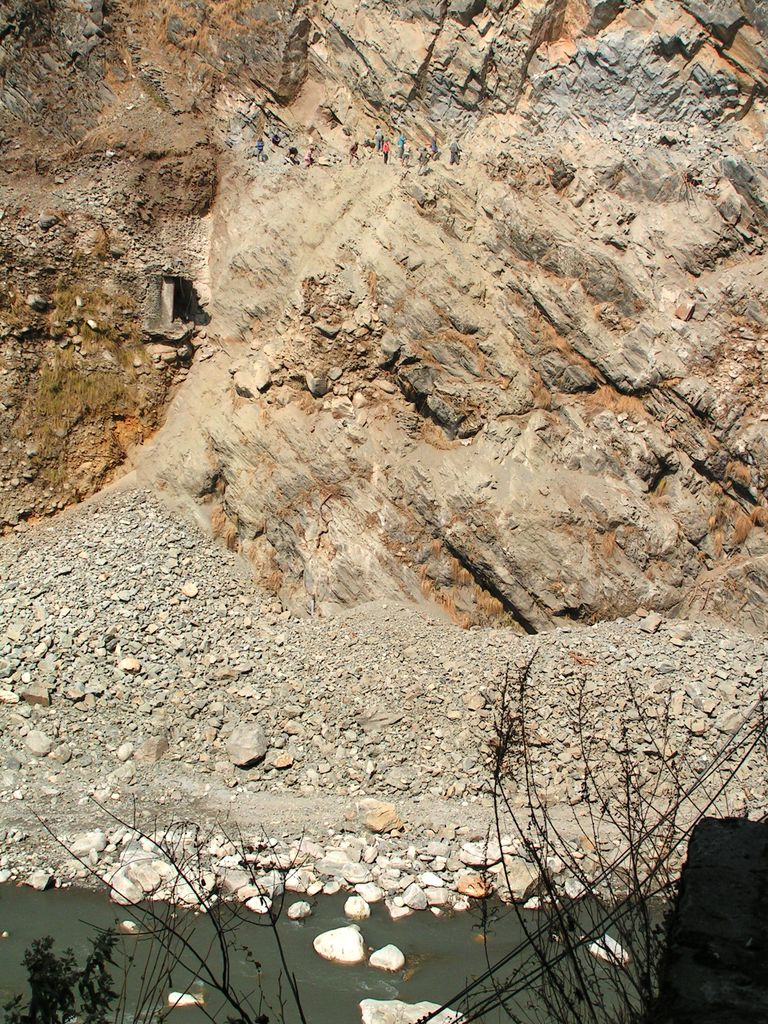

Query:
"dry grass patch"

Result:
[[420, 419, 459, 449], [211, 502, 239, 551], [601, 529, 618, 559], [450, 556, 473, 587], [583, 385, 646, 420], [531, 373, 552, 410], [31, 351, 133, 455], [730, 511, 754, 547], [475, 588, 505, 619], [726, 460, 753, 488]]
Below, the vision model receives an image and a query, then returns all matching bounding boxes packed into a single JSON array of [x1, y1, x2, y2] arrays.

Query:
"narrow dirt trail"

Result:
[[207, 151, 428, 334]]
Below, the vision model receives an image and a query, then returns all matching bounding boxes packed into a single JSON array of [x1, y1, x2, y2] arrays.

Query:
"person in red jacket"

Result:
[[382, 139, 390, 164]]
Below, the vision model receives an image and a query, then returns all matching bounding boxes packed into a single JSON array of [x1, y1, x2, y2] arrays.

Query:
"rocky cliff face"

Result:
[[2, 0, 767, 632]]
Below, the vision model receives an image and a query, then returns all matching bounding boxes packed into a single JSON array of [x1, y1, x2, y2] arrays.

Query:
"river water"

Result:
[[0, 885, 545, 1024]]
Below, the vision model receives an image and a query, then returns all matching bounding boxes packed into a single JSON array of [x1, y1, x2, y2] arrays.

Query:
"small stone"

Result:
[[402, 883, 427, 911], [462, 691, 485, 711], [25, 870, 53, 891], [305, 373, 329, 398], [272, 751, 294, 770], [70, 830, 108, 858], [565, 877, 587, 900], [181, 582, 199, 598], [26, 294, 48, 312], [118, 657, 142, 674], [50, 743, 72, 765], [25, 730, 53, 757], [456, 872, 490, 898], [355, 882, 384, 903], [499, 857, 539, 901], [134, 736, 169, 763], [639, 612, 663, 633], [386, 901, 413, 921], [21, 684, 51, 707], [359, 798, 403, 834]]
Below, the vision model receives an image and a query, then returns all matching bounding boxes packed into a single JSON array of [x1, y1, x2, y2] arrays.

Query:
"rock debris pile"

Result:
[[0, 491, 765, 896]]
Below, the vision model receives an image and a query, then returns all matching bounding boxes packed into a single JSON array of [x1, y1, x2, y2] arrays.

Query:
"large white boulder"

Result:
[[245, 895, 272, 915], [108, 866, 143, 906], [356, 882, 384, 903], [226, 722, 268, 768], [496, 857, 540, 901], [69, 830, 108, 858], [313, 924, 366, 964], [360, 999, 462, 1024], [369, 945, 406, 972], [345, 895, 371, 920], [386, 900, 413, 921], [287, 901, 312, 920], [588, 934, 630, 967], [402, 883, 427, 911], [167, 991, 204, 1008]]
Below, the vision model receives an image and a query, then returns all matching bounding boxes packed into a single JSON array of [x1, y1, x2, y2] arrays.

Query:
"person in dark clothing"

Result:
[[449, 140, 461, 165], [349, 141, 359, 164]]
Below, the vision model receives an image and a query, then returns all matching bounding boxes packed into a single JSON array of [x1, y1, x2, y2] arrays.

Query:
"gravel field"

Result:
[[0, 490, 765, 906]]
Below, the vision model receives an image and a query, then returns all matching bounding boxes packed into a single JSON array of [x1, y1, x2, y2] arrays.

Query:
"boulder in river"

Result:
[[313, 924, 366, 964], [167, 991, 204, 1008], [287, 900, 312, 920], [369, 945, 406, 972], [344, 895, 371, 919], [359, 999, 462, 1024], [245, 895, 272, 915]]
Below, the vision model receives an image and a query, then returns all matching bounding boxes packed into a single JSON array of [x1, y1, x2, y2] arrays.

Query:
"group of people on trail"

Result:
[[253, 131, 282, 162], [351, 126, 462, 170], [252, 124, 462, 172]]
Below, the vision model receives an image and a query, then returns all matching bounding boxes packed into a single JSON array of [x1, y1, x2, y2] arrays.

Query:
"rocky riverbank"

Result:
[[1, 490, 766, 906]]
